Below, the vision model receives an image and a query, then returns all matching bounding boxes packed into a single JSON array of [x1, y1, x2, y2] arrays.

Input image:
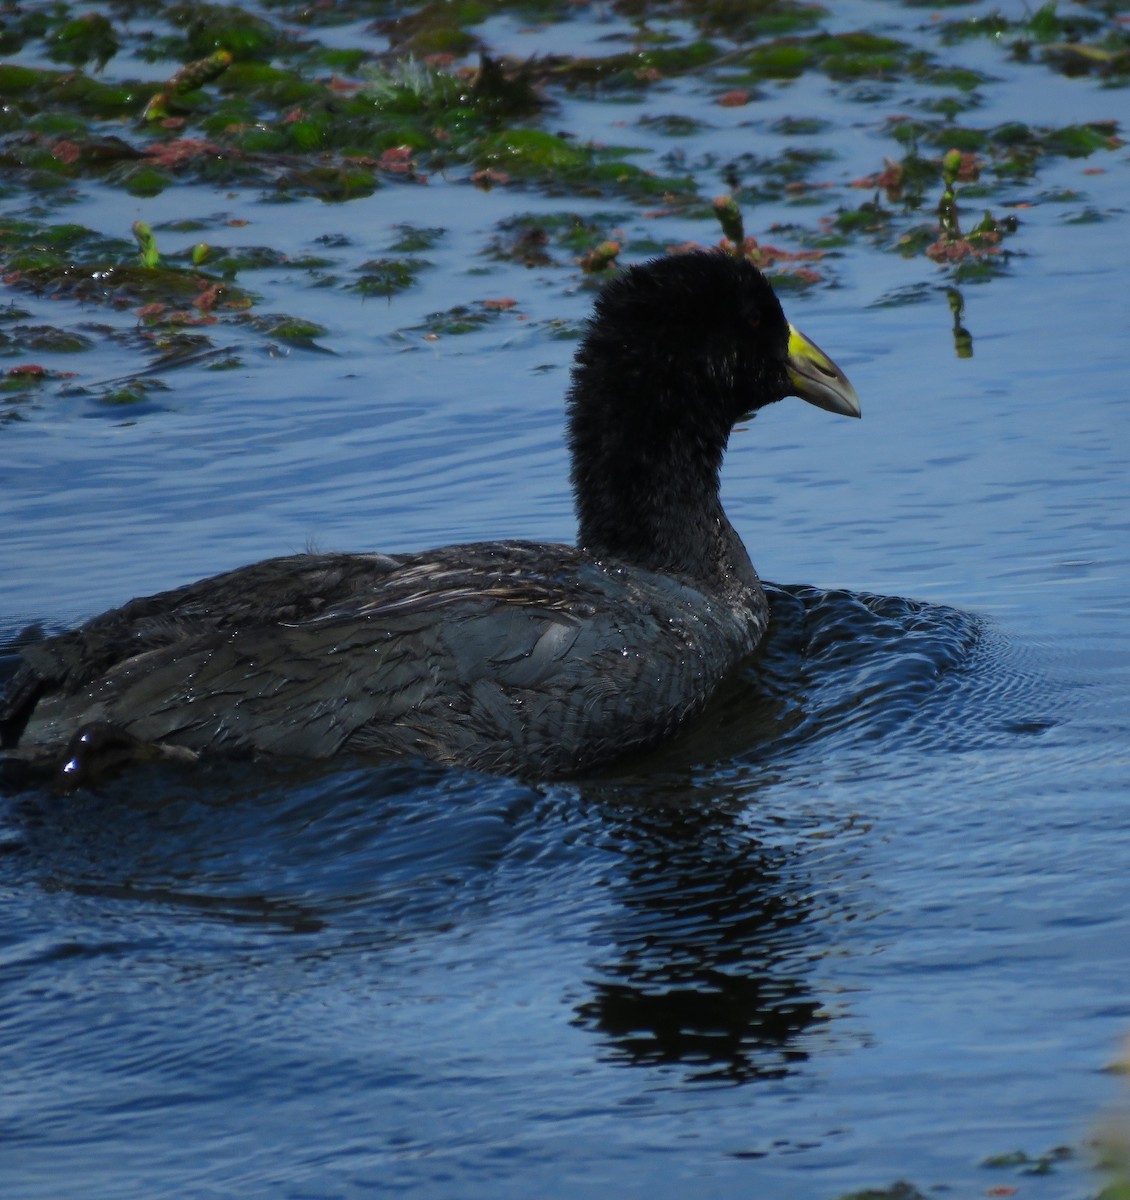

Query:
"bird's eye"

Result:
[[747, 313, 761, 330]]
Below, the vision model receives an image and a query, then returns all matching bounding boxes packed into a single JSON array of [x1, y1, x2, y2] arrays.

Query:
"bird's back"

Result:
[[2, 542, 767, 778]]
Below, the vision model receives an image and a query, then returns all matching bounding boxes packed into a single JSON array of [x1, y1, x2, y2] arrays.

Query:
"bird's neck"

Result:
[[570, 392, 758, 597]]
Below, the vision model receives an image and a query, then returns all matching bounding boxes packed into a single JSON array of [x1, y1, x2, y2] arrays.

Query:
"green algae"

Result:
[[771, 116, 831, 136], [5, 49, 702, 205], [744, 41, 817, 80], [96, 377, 171, 407], [388, 225, 446, 253], [375, 2, 489, 58], [0, 62, 145, 117], [478, 129, 588, 174], [0, 215, 284, 369], [486, 211, 627, 267], [982, 1143, 1074, 1175], [937, 1, 1130, 78], [476, 130, 692, 199], [360, 59, 466, 118], [406, 304, 500, 336], [816, 32, 913, 78], [0, 324, 94, 356], [241, 313, 330, 346], [155, 4, 285, 64], [636, 113, 713, 137], [548, 40, 721, 90], [742, 29, 958, 84], [143, 49, 234, 122], [834, 1182, 928, 1200], [0, 0, 1127, 422], [274, 163, 380, 202], [1044, 120, 1122, 156], [350, 256, 431, 296], [45, 12, 120, 70], [1, 364, 65, 398]]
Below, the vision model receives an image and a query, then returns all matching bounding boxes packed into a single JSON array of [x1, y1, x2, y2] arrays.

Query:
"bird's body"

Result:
[[7, 542, 764, 777], [1, 251, 859, 783]]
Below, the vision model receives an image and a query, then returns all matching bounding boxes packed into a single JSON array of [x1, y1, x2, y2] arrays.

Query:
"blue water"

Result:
[[3, 2, 1130, 1197]]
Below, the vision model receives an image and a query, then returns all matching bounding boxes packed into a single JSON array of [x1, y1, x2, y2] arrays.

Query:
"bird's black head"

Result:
[[570, 251, 793, 439], [566, 250, 858, 578]]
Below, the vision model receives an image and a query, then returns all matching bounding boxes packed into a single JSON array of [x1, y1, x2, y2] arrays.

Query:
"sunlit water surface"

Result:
[[3, 2, 1130, 1197]]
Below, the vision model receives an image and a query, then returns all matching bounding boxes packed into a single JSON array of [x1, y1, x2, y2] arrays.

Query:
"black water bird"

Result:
[[0, 251, 859, 783]]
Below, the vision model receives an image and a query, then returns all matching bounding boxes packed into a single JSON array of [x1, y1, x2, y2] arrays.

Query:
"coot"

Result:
[[0, 250, 859, 782]]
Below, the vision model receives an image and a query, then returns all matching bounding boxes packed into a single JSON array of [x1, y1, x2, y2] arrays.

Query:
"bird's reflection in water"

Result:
[[573, 788, 826, 1084], [570, 582, 1009, 1082]]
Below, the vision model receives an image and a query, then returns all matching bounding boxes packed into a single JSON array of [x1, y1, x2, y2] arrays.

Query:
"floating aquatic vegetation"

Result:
[[981, 1144, 1074, 1174], [938, 0, 1130, 79], [1039, 40, 1130, 80], [0, 215, 351, 372], [0, 0, 1126, 421], [548, 41, 721, 91], [770, 115, 831, 136], [402, 300, 520, 338], [831, 1184, 927, 1200], [361, 57, 466, 116], [350, 256, 432, 297], [2, 249, 253, 313], [93, 377, 171, 409], [1, 362, 54, 389], [739, 28, 967, 86], [1096, 1039, 1130, 1200], [630, 0, 826, 42], [0, 323, 94, 356], [476, 129, 692, 199], [143, 50, 233, 121], [387, 224, 446, 254], [273, 162, 380, 202], [579, 240, 620, 273], [153, 4, 286, 65], [170, 243, 291, 274], [0, 62, 142, 118], [836, 142, 1016, 281], [239, 313, 331, 346], [637, 113, 714, 136], [132, 221, 160, 268], [45, 12, 120, 71], [850, 114, 1122, 217], [374, 2, 488, 59], [1, 220, 135, 272], [485, 210, 627, 267], [682, 194, 829, 289]]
